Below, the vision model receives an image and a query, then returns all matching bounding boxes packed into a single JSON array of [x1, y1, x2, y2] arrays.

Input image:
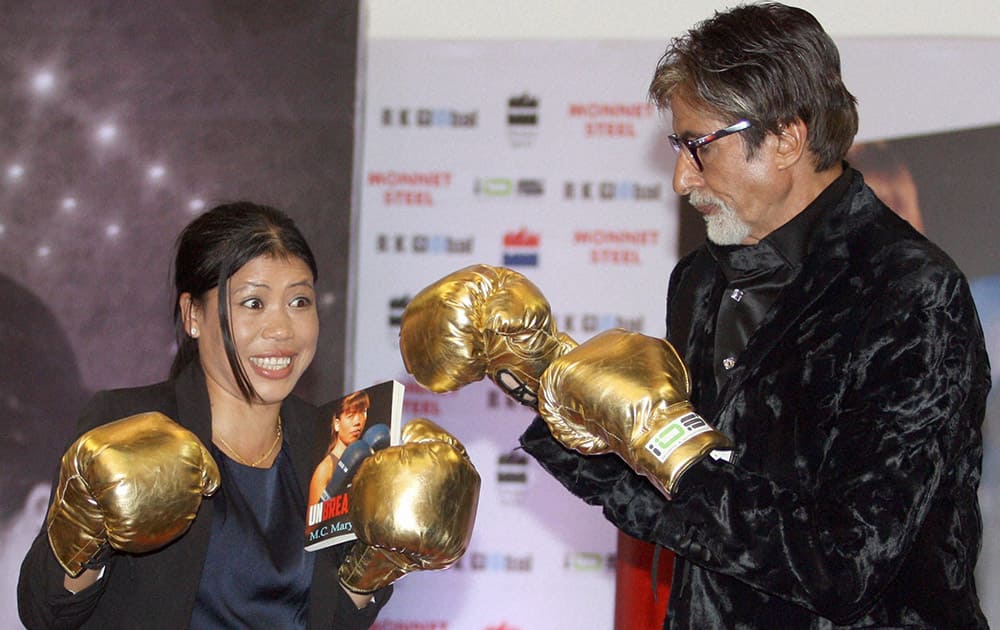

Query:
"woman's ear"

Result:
[[180, 293, 200, 338]]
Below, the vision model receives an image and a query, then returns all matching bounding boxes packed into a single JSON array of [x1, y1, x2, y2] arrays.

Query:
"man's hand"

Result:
[[539, 328, 733, 499]]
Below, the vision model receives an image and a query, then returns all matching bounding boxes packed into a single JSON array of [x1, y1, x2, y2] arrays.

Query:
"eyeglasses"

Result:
[[668, 120, 752, 171]]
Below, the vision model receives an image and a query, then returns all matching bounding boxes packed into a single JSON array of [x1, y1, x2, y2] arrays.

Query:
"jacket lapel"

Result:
[[669, 249, 723, 414], [282, 398, 328, 500], [175, 362, 213, 444], [169, 362, 217, 623], [712, 172, 870, 417]]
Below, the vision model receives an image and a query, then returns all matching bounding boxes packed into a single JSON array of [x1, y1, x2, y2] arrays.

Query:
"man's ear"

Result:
[[180, 293, 200, 338], [774, 118, 808, 170]]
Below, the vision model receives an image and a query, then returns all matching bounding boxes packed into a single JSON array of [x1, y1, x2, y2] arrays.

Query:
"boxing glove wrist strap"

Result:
[[339, 544, 410, 595], [633, 408, 733, 499], [81, 543, 114, 571]]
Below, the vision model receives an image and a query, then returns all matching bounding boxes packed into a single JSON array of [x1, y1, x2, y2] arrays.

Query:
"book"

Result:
[[304, 379, 404, 551]]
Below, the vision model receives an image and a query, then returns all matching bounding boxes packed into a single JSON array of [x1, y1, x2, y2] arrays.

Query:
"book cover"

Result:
[[304, 379, 404, 551]]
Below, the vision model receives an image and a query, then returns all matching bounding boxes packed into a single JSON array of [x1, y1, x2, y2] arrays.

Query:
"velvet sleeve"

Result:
[[522, 257, 988, 625]]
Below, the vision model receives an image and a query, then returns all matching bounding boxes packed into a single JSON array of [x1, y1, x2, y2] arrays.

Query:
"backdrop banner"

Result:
[[0, 5, 359, 628]]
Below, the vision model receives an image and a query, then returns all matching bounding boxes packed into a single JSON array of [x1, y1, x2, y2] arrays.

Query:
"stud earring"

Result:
[[191, 326, 198, 337]]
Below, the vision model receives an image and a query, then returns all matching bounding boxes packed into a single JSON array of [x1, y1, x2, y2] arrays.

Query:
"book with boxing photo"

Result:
[[304, 379, 404, 551]]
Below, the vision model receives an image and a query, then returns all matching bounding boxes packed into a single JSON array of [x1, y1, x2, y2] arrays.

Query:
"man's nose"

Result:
[[672, 151, 703, 196]]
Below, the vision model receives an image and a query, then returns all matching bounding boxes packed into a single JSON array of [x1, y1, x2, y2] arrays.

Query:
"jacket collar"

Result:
[[705, 169, 875, 414], [173, 361, 213, 444]]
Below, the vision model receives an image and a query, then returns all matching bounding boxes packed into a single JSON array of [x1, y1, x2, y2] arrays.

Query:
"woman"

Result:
[[18, 202, 391, 628]]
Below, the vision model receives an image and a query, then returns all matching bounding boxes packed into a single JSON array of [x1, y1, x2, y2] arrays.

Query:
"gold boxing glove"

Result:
[[399, 264, 577, 408], [538, 328, 733, 500], [338, 418, 480, 595], [46, 412, 221, 576]]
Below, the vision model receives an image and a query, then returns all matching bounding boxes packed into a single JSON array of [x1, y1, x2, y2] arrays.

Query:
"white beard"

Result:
[[691, 191, 751, 245]]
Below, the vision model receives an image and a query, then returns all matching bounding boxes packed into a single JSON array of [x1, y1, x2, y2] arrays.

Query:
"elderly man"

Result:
[[522, 3, 989, 627], [400, 3, 989, 627]]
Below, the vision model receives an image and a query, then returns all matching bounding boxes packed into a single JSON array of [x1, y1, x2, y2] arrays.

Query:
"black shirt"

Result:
[[707, 167, 852, 389]]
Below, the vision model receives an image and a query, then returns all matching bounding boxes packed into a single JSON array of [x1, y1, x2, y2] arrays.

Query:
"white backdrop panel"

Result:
[[353, 39, 674, 630]]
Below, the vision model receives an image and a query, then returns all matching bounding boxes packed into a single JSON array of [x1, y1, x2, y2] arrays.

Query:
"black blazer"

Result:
[[522, 169, 990, 628], [18, 361, 390, 629]]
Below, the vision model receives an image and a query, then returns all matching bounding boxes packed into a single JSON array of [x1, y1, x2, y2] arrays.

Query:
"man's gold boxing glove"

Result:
[[539, 328, 733, 499]]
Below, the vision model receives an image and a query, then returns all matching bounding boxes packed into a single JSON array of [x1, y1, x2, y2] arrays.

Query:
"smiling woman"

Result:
[[174, 205, 321, 468], [16, 202, 395, 629], [183, 256, 319, 464]]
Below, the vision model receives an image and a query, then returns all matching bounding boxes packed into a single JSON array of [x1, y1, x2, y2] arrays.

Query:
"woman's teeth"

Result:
[[251, 356, 291, 370]]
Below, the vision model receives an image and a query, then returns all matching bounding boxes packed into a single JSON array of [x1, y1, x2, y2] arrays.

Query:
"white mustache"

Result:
[[689, 190, 723, 209]]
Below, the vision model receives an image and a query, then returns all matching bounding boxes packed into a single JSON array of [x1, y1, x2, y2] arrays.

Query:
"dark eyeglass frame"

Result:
[[668, 120, 752, 171]]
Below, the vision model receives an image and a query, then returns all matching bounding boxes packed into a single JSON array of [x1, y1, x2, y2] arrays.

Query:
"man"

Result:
[[522, 4, 989, 627], [400, 3, 990, 628]]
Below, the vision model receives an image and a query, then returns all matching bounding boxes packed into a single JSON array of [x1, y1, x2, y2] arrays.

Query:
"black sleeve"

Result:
[[311, 538, 393, 629], [522, 260, 987, 624], [17, 392, 121, 629]]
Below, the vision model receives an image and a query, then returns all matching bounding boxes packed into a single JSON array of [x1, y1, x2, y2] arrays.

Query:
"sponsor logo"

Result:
[[381, 107, 478, 128], [486, 389, 523, 411], [573, 229, 661, 266], [564, 551, 617, 572], [388, 295, 409, 328], [497, 450, 528, 485], [507, 92, 539, 147], [502, 228, 540, 267], [556, 312, 646, 336], [563, 180, 662, 201], [473, 177, 544, 198], [453, 551, 533, 572], [567, 101, 655, 138], [496, 449, 530, 504], [367, 170, 452, 206], [376, 233, 474, 255], [646, 412, 713, 462]]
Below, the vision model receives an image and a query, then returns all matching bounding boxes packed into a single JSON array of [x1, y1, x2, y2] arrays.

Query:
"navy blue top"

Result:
[[190, 444, 315, 629]]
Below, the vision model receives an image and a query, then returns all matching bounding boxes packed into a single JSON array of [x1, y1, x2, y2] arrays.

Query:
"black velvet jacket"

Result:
[[18, 362, 390, 629], [521, 170, 990, 628]]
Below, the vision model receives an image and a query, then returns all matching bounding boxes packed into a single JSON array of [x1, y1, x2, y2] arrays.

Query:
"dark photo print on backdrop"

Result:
[[1, 3, 360, 625]]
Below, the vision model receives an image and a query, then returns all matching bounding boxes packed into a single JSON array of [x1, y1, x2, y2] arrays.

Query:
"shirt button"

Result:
[[722, 357, 736, 370], [729, 288, 744, 302]]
